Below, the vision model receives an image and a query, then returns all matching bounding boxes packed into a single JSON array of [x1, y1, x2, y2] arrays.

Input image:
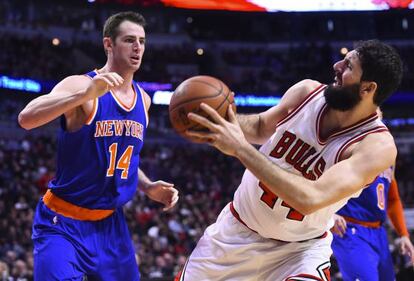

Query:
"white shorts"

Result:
[[177, 203, 332, 281]]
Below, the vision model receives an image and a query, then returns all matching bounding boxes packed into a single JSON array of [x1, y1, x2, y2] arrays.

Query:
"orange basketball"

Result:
[[169, 75, 236, 141]]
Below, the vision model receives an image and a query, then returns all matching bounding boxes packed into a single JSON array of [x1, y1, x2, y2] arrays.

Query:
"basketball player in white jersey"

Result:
[[175, 40, 403, 281]]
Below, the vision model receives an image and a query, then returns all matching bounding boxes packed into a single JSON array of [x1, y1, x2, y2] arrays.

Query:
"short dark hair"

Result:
[[103, 11, 146, 42], [355, 40, 403, 106]]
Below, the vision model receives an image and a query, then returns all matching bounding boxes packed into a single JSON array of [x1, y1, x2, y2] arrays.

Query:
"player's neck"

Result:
[[323, 103, 377, 134], [98, 64, 135, 91]]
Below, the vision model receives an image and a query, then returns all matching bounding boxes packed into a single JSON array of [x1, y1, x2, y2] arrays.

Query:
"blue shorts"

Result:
[[331, 224, 394, 281], [32, 199, 140, 281]]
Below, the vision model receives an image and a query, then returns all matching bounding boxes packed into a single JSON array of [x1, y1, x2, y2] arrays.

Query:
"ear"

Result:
[[103, 37, 113, 55], [360, 81, 377, 97]]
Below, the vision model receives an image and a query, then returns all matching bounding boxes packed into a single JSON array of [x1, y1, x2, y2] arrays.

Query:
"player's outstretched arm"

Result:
[[18, 72, 124, 130], [236, 79, 321, 145], [138, 169, 179, 211]]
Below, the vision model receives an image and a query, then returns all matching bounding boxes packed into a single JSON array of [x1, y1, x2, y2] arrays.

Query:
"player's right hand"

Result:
[[331, 214, 347, 237], [86, 72, 124, 99]]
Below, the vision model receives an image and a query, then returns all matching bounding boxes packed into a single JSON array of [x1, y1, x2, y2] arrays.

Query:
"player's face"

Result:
[[324, 50, 364, 111], [111, 21, 146, 71]]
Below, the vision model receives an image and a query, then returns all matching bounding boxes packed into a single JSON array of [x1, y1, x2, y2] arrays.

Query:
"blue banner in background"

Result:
[[1, 74, 414, 107], [0, 75, 42, 93]]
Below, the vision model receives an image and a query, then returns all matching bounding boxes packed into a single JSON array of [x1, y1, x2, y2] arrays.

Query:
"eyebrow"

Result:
[[344, 55, 356, 67], [122, 35, 145, 40]]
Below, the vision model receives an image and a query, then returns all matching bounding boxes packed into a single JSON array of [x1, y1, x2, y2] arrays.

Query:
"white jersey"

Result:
[[233, 84, 389, 242]]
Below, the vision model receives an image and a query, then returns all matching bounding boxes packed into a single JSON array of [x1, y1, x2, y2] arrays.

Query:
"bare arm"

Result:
[[137, 168, 153, 191], [236, 79, 321, 145], [18, 73, 124, 130], [235, 131, 396, 214], [187, 102, 396, 215], [138, 168, 179, 211]]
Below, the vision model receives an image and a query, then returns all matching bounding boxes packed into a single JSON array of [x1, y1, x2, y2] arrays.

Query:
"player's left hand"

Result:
[[331, 214, 347, 238], [186, 103, 249, 157], [145, 181, 179, 211], [397, 236, 414, 264]]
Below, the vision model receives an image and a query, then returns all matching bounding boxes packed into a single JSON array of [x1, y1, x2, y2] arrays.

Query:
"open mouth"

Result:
[[334, 76, 342, 86], [131, 56, 140, 62]]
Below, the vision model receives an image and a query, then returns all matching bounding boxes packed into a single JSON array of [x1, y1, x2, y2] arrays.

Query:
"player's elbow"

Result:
[[294, 190, 324, 215], [282, 196, 319, 216], [295, 200, 319, 216], [18, 111, 35, 130]]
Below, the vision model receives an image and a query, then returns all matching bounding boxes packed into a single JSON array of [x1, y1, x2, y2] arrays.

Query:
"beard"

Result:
[[324, 83, 362, 111]]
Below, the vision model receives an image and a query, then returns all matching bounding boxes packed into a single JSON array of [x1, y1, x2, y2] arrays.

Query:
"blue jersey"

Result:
[[337, 166, 393, 223], [48, 70, 148, 209]]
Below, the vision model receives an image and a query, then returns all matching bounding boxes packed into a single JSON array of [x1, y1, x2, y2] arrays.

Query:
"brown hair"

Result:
[[103, 11, 146, 42]]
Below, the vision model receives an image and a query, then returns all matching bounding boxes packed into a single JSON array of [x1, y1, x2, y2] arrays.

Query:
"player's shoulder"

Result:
[[287, 79, 323, 99], [278, 79, 323, 111], [296, 79, 323, 90], [347, 130, 396, 161], [361, 130, 396, 151]]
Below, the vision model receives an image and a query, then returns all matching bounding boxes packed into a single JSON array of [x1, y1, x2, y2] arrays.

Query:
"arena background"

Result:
[[0, 0, 414, 280]]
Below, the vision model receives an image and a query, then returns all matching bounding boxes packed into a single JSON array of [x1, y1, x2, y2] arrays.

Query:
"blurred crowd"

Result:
[[2, 34, 414, 95], [1, 1, 414, 94]]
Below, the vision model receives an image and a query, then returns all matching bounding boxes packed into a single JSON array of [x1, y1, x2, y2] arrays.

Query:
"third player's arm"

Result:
[[235, 132, 397, 215], [387, 177, 410, 237]]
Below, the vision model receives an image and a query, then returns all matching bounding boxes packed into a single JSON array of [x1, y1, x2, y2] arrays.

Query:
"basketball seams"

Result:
[[220, 82, 236, 111], [169, 76, 236, 138], [174, 84, 233, 134], [176, 96, 232, 133], [169, 79, 224, 111]]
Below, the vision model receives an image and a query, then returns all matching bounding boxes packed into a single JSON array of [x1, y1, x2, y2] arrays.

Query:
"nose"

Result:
[[133, 41, 142, 51], [333, 60, 344, 74]]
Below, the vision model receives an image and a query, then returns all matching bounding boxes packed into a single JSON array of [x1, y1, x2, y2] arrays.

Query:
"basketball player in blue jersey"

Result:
[[18, 12, 179, 281], [331, 167, 414, 281]]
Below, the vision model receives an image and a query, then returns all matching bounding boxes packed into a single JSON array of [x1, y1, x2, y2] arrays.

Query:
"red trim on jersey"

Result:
[[230, 202, 257, 233], [334, 126, 389, 163], [276, 84, 327, 128], [317, 261, 331, 281], [174, 258, 189, 281], [174, 270, 183, 281], [229, 202, 327, 243], [285, 273, 324, 281], [316, 104, 379, 145]]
